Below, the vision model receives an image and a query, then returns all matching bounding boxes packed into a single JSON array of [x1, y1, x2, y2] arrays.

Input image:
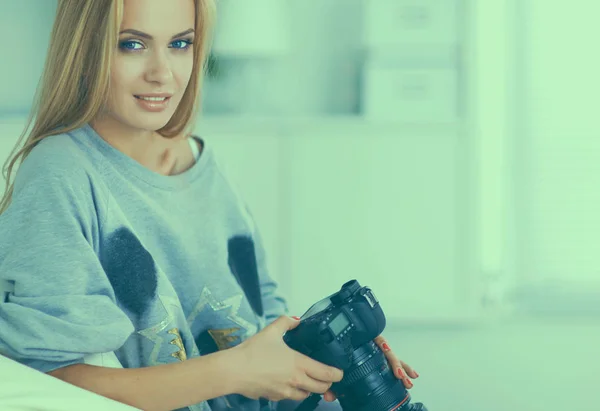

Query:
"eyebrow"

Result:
[[119, 28, 195, 40]]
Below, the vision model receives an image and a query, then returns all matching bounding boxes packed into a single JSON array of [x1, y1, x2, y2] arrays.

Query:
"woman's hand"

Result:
[[230, 316, 344, 402], [323, 335, 419, 402]]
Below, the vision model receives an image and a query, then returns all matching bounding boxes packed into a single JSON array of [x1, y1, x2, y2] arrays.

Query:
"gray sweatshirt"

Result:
[[0, 124, 288, 411]]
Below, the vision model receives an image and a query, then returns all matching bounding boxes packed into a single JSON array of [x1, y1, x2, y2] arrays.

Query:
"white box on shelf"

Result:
[[364, 0, 460, 49], [361, 64, 459, 123]]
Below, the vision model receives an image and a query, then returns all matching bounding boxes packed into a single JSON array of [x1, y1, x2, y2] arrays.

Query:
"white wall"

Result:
[[515, 0, 600, 286], [276, 120, 472, 322], [0, 1, 56, 114]]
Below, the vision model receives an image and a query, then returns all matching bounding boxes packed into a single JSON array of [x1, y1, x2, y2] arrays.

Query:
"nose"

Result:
[[145, 49, 173, 84]]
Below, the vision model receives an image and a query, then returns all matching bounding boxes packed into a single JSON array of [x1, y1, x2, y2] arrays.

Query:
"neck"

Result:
[[90, 115, 185, 172]]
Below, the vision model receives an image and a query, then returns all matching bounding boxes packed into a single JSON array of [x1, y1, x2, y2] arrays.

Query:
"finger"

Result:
[[374, 337, 419, 381], [396, 367, 414, 389], [374, 335, 392, 354], [268, 316, 301, 335], [400, 360, 419, 379], [301, 356, 344, 383], [284, 388, 311, 402], [323, 390, 337, 402], [376, 343, 413, 389], [385, 352, 410, 387], [294, 375, 332, 395]]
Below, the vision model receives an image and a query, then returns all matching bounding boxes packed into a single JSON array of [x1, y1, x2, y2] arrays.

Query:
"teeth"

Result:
[[137, 96, 167, 101]]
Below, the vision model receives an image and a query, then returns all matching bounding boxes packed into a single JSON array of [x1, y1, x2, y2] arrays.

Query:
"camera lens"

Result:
[[331, 341, 427, 411]]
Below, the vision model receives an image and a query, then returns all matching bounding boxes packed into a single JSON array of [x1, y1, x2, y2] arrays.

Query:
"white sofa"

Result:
[[0, 354, 138, 411]]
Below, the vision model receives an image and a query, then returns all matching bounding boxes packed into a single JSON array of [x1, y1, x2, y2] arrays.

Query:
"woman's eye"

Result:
[[119, 40, 144, 51], [170, 39, 193, 50]]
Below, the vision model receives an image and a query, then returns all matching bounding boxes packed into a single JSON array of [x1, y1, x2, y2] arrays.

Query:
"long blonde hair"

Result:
[[0, 0, 216, 214]]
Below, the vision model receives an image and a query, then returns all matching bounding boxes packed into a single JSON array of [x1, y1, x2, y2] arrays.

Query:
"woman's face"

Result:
[[104, 0, 195, 132]]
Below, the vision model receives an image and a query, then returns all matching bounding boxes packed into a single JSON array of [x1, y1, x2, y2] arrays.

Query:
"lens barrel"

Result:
[[332, 341, 426, 411]]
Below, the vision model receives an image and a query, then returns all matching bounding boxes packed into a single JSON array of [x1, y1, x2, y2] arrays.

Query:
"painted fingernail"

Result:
[[406, 380, 414, 389], [396, 367, 405, 378], [414, 371, 420, 378], [382, 342, 391, 352], [292, 316, 300, 320]]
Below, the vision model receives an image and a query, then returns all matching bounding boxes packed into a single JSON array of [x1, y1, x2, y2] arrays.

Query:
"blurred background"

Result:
[[0, 1, 598, 410]]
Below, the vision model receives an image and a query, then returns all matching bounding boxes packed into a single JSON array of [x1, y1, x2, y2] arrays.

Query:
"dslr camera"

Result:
[[283, 280, 428, 411]]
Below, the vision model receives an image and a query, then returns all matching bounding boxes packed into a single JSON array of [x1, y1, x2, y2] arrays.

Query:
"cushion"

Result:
[[0, 354, 138, 410]]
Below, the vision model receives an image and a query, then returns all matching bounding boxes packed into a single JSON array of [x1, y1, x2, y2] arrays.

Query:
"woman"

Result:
[[0, 1, 418, 410]]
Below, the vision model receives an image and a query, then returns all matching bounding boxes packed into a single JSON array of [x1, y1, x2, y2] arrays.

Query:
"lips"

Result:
[[134, 94, 172, 102], [136, 96, 168, 102], [133, 94, 173, 112]]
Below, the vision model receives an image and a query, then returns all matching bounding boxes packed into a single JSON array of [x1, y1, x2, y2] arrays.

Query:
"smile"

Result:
[[135, 96, 168, 102], [133, 94, 172, 112]]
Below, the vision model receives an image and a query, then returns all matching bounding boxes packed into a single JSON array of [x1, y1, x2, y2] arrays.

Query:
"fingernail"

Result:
[[382, 342, 391, 352], [292, 316, 300, 320], [415, 371, 420, 378], [396, 367, 405, 378], [406, 380, 413, 389]]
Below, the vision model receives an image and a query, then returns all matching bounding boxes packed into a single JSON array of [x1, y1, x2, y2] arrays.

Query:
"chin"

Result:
[[129, 113, 175, 132]]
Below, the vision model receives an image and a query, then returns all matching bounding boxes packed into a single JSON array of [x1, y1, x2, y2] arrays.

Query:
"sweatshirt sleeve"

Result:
[[0, 147, 134, 373], [245, 206, 289, 324]]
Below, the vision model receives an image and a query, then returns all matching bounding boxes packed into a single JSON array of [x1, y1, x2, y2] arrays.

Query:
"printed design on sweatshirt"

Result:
[[187, 286, 258, 353], [101, 227, 159, 320], [227, 235, 264, 317], [180, 401, 213, 411], [187, 234, 264, 354], [137, 294, 189, 366], [208, 327, 241, 351], [101, 228, 190, 366], [167, 328, 187, 361], [100, 228, 265, 368], [188, 403, 212, 411]]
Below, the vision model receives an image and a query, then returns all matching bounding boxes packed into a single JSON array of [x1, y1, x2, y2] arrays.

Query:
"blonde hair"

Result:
[[0, 0, 216, 214]]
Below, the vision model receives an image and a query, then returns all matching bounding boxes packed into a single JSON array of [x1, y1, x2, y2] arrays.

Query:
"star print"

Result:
[[187, 286, 258, 343], [168, 328, 187, 361], [136, 294, 181, 365], [208, 327, 241, 351]]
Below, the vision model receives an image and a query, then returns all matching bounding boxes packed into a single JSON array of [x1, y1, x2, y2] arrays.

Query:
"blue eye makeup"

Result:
[[119, 40, 144, 51], [118, 38, 194, 53], [170, 39, 194, 50]]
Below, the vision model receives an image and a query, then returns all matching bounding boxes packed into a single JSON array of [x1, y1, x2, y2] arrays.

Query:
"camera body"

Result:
[[283, 279, 385, 369], [283, 280, 427, 411]]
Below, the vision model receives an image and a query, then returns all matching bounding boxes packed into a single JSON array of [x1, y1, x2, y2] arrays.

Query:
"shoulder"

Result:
[[13, 131, 107, 203], [20, 132, 88, 175]]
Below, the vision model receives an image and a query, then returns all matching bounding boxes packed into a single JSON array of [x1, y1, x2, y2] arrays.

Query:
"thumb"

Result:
[[268, 315, 301, 334]]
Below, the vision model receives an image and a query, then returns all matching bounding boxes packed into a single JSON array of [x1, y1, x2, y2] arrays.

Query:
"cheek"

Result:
[[174, 57, 195, 89], [110, 58, 144, 100]]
